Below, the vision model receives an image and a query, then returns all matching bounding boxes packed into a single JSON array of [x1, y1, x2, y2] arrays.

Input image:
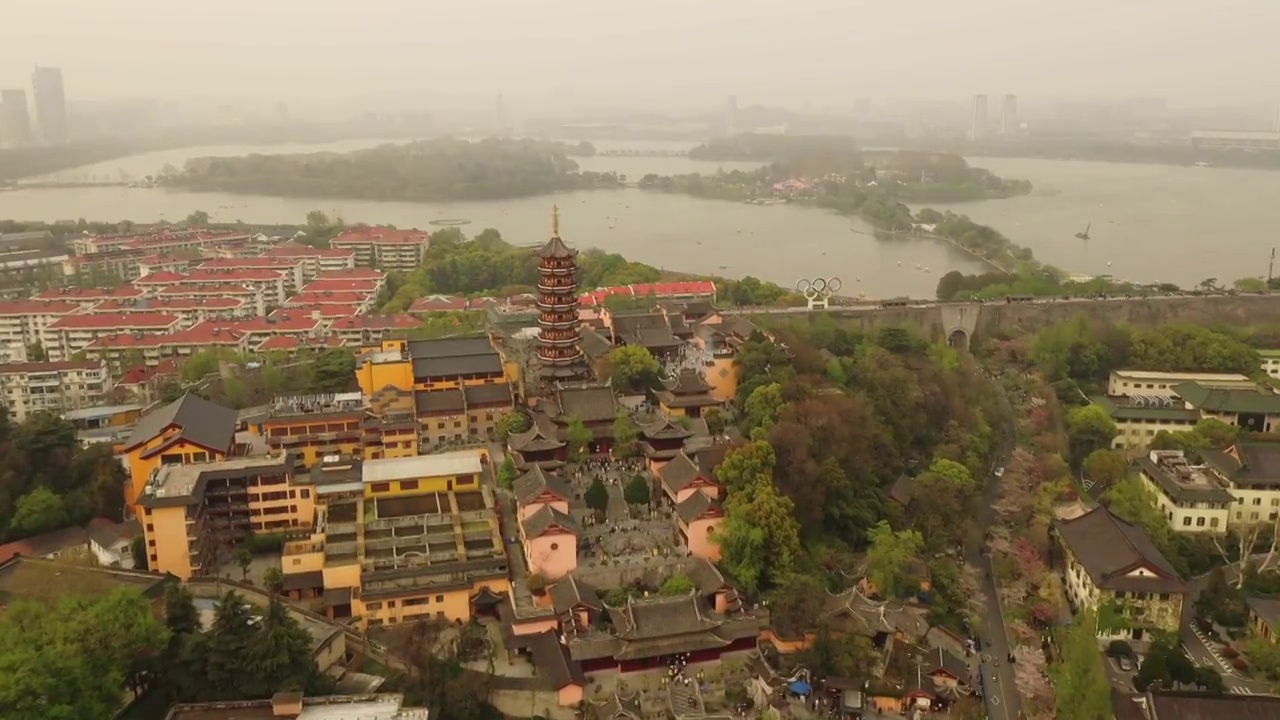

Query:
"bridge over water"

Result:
[[725, 293, 1280, 351]]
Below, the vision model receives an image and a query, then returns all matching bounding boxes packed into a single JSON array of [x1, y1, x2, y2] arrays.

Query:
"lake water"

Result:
[[4, 141, 1272, 296]]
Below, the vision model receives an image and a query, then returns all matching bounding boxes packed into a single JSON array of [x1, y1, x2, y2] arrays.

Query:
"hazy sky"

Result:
[[2, 0, 1276, 112]]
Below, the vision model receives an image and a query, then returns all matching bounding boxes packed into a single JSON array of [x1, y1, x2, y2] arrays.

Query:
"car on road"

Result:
[[1117, 656, 1134, 672], [994, 467, 1005, 478]]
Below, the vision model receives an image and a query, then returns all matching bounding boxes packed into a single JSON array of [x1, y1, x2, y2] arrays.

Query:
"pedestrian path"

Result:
[[1230, 686, 1256, 695], [1189, 622, 1236, 675]]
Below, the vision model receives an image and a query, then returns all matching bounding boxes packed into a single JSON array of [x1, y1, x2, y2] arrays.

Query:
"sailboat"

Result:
[[1075, 222, 1091, 240]]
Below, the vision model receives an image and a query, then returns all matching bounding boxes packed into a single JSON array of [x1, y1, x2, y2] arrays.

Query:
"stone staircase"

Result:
[[668, 678, 705, 717]]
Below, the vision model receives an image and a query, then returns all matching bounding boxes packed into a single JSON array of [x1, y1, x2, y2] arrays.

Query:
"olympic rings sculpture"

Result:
[[795, 277, 843, 298]]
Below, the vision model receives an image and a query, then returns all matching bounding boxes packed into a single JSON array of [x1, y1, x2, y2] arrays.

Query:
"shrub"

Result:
[[1222, 646, 1239, 659], [1231, 657, 1249, 671], [1107, 640, 1134, 658]]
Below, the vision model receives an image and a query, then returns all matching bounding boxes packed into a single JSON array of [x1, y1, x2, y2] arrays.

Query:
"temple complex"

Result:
[[656, 368, 722, 418], [535, 206, 590, 382]]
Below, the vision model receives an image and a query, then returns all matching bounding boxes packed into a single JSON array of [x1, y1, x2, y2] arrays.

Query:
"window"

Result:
[[400, 480, 419, 491], [1210, 517, 1220, 528], [1182, 517, 1192, 526], [292, 558, 301, 565], [1252, 512, 1260, 521], [370, 482, 391, 494], [192, 451, 208, 462], [160, 453, 183, 465], [150, 554, 158, 563], [1159, 593, 1170, 601], [301, 489, 310, 499], [365, 602, 383, 611], [1255, 498, 1264, 506], [405, 597, 430, 607], [146, 523, 154, 532], [388, 600, 397, 608], [1196, 517, 1206, 526], [435, 595, 444, 603], [1272, 498, 1280, 507], [456, 474, 475, 486]]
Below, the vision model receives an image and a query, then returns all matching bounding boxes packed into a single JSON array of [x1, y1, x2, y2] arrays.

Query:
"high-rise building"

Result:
[[970, 94, 988, 142], [31, 66, 69, 145], [1273, 107, 1280, 133], [726, 95, 738, 136], [535, 206, 588, 381], [0, 89, 31, 146], [1001, 94, 1019, 135]]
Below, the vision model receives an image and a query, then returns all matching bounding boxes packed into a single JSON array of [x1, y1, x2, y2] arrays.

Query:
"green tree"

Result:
[[1235, 276, 1268, 292], [234, 548, 253, 580], [1193, 666, 1226, 694], [1082, 449, 1129, 489], [1102, 477, 1171, 549], [767, 573, 827, 638], [565, 415, 592, 462], [704, 407, 726, 436], [1066, 404, 1118, 468], [718, 474, 801, 594], [203, 590, 260, 699], [26, 341, 46, 362], [742, 382, 784, 434], [660, 574, 694, 596], [310, 348, 356, 393], [185, 210, 210, 225], [584, 477, 609, 517], [247, 596, 320, 695], [8, 486, 69, 538], [496, 456, 518, 490], [608, 345, 660, 391], [623, 474, 651, 506], [263, 567, 285, 595], [494, 411, 531, 441], [1050, 611, 1113, 719], [1133, 636, 1196, 691], [865, 521, 925, 598], [926, 457, 977, 494], [163, 584, 201, 637], [611, 413, 639, 458], [1246, 635, 1280, 685], [715, 437, 777, 493], [131, 535, 148, 570]]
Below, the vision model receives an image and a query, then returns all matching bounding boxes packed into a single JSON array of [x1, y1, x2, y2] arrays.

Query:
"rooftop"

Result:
[[1201, 442, 1280, 487], [123, 393, 239, 454], [1054, 506, 1185, 594], [330, 315, 421, 332], [1173, 382, 1280, 415], [286, 291, 376, 305], [1091, 394, 1202, 423], [361, 450, 484, 484], [0, 299, 81, 314], [164, 693, 427, 720], [1136, 451, 1236, 504], [0, 360, 102, 375], [31, 285, 145, 301], [1111, 369, 1253, 382], [313, 268, 387, 281], [143, 452, 293, 506], [332, 228, 428, 245], [48, 312, 180, 330], [0, 555, 171, 605]]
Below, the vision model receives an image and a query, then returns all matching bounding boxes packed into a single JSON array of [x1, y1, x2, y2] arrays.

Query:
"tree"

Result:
[[247, 596, 321, 695], [623, 474, 651, 507], [926, 457, 977, 494], [263, 567, 285, 595], [717, 474, 801, 594], [494, 411, 530, 441], [704, 407, 726, 436], [865, 521, 925, 598], [741, 382, 784, 434], [608, 345, 660, 391], [1134, 636, 1196, 691], [1193, 666, 1226, 694], [163, 584, 201, 637], [203, 590, 261, 699], [131, 535, 149, 570], [660, 574, 694, 596], [496, 456, 518, 490], [715, 438, 777, 493], [234, 548, 253, 581], [611, 413, 639, 458], [1065, 404, 1118, 467], [584, 477, 609, 517], [1083, 449, 1129, 489], [26, 341, 46, 362], [767, 573, 827, 638], [311, 349, 356, 393], [565, 415, 592, 462], [1049, 611, 1113, 719], [7, 486, 68, 538], [185, 210, 210, 226]]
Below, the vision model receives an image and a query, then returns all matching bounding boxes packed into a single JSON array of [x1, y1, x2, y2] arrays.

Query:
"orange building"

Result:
[[136, 452, 312, 579], [249, 391, 419, 469], [121, 394, 240, 515]]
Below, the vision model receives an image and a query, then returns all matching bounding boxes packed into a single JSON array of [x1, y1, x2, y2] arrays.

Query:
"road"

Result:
[[967, 375, 1023, 720], [1177, 556, 1275, 695]]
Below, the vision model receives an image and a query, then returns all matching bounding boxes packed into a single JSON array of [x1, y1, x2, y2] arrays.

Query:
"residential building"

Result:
[[250, 391, 418, 469], [285, 291, 377, 314], [1200, 440, 1280, 527], [84, 325, 251, 371], [137, 452, 311, 578], [158, 284, 267, 317], [262, 243, 356, 278], [1055, 506, 1186, 642], [74, 228, 252, 257], [969, 94, 988, 142], [136, 255, 196, 277], [1107, 369, 1253, 397], [1134, 450, 1233, 533], [85, 517, 141, 568], [84, 296, 252, 327], [330, 227, 429, 270], [198, 315, 325, 348], [1248, 596, 1280, 642], [1113, 689, 1280, 720], [329, 314, 421, 346], [0, 359, 110, 421], [0, 526, 89, 564], [162, 692, 428, 720], [301, 279, 381, 296], [278, 450, 509, 628], [0, 299, 80, 352], [135, 268, 288, 307], [1, 88, 31, 146], [1174, 381, 1280, 432], [31, 66, 68, 145], [121, 394, 240, 513], [31, 284, 145, 307], [269, 304, 360, 321], [196, 256, 306, 292], [1092, 395, 1200, 450], [314, 267, 388, 283], [354, 336, 507, 396], [415, 383, 514, 450], [45, 312, 181, 360], [1000, 94, 1019, 134]]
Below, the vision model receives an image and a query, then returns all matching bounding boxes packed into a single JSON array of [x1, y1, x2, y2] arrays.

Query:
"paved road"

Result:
[[968, 377, 1023, 720]]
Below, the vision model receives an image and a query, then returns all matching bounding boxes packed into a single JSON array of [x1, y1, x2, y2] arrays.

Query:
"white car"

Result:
[[994, 467, 1005, 478]]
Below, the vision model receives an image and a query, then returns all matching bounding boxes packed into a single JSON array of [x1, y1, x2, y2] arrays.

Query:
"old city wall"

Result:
[[779, 294, 1280, 345]]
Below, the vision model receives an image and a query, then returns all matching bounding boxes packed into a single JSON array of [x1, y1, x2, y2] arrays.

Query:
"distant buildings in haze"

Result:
[[0, 88, 31, 146], [31, 65, 69, 145], [1001, 94, 1019, 135], [969, 94, 988, 142]]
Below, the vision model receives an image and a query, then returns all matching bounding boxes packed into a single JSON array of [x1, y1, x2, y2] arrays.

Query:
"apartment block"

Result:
[[46, 312, 181, 360], [121, 394, 240, 513], [278, 450, 508, 627], [1096, 370, 1280, 448], [329, 314, 421, 346], [1055, 505, 1186, 642], [84, 325, 251, 371], [84, 297, 252, 328], [263, 243, 356, 279], [284, 291, 377, 314], [0, 360, 110, 421], [74, 229, 252, 256], [196, 257, 307, 293], [135, 268, 288, 307], [0, 299, 80, 350], [137, 452, 313, 579], [330, 228, 429, 271], [1134, 450, 1233, 533], [158, 284, 267, 317], [31, 285, 146, 308], [1106, 370, 1254, 397], [136, 255, 197, 277]]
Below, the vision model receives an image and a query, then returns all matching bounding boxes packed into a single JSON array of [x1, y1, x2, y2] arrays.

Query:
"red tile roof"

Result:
[[131, 271, 188, 284], [31, 286, 145, 301], [408, 295, 468, 312], [137, 255, 194, 266], [197, 257, 304, 270], [301, 280, 380, 294], [87, 325, 248, 349], [89, 297, 245, 312], [285, 292, 372, 306], [158, 285, 259, 296], [332, 228, 427, 246], [255, 334, 347, 352], [0, 360, 103, 374], [330, 314, 421, 331], [49, 313, 180, 330], [182, 269, 286, 282], [264, 243, 356, 259], [116, 359, 180, 386], [313, 268, 387, 281], [269, 304, 359, 320], [0, 300, 82, 315], [578, 281, 718, 306], [199, 315, 322, 333]]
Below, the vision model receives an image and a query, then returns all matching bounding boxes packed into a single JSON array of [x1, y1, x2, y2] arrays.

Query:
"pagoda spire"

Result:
[[552, 204, 560, 238]]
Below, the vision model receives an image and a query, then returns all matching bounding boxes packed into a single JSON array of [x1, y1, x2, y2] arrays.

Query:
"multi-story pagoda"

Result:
[[535, 206, 589, 380]]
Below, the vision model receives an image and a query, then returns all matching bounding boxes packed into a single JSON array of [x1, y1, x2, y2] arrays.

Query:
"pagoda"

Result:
[[535, 206, 589, 381]]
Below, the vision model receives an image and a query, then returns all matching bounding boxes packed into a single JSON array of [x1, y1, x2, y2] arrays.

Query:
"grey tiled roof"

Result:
[[521, 504, 582, 539], [676, 490, 721, 524], [123, 393, 238, 454], [1054, 506, 1185, 594], [556, 384, 619, 423], [513, 466, 573, 506], [550, 574, 602, 614]]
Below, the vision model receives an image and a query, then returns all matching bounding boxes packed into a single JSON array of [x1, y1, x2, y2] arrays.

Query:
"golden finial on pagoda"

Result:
[[551, 205, 560, 237]]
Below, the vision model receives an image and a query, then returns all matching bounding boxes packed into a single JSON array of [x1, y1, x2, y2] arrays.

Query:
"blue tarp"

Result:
[[789, 681, 812, 695]]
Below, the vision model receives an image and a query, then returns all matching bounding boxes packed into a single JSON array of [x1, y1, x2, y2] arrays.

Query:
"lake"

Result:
[[4, 142, 1272, 296]]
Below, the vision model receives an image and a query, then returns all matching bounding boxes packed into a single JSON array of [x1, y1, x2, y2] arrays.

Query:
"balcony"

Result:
[[536, 298, 578, 312], [537, 281, 579, 293]]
